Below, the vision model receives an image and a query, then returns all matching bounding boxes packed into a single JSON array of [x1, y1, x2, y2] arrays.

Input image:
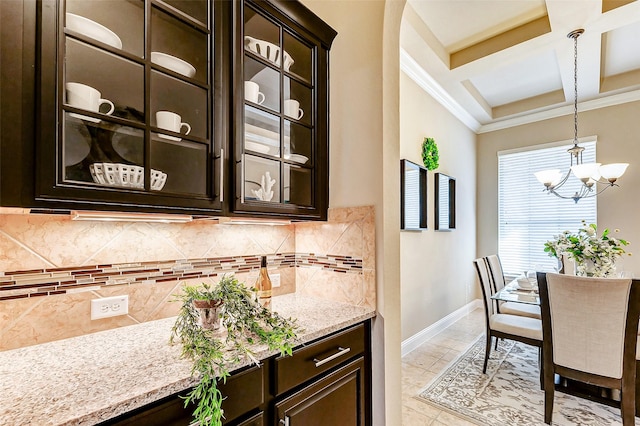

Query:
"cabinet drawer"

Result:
[[275, 323, 365, 395], [219, 363, 267, 424]]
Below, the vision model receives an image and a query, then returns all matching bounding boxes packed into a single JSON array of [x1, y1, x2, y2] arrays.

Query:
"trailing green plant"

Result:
[[421, 137, 439, 170], [170, 275, 300, 426]]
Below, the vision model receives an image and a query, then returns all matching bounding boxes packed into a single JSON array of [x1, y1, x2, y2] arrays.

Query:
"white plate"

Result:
[[151, 52, 196, 78], [66, 13, 122, 50], [158, 133, 182, 142], [245, 140, 270, 154], [286, 154, 308, 164]]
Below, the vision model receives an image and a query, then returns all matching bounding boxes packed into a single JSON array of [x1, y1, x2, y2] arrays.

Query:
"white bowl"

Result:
[[285, 153, 308, 164], [244, 36, 294, 72], [66, 13, 122, 49], [151, 52, 196, 78], [516, 277, 536, 290]]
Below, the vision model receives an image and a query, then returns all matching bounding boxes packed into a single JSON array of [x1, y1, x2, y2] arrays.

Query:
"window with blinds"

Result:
[[497, 141, 597, 276]]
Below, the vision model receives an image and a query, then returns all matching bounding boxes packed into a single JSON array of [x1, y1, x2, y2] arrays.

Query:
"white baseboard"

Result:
[[401, 299, 482, 357]]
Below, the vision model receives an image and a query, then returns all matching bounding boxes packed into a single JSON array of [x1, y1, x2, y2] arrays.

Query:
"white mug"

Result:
[[65, 82, 115, 116], [244, 81, 265, 105], [284, 99, 303, 120], [156, 111, 191, 136]]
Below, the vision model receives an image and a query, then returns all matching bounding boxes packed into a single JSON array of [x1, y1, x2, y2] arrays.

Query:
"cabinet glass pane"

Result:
[[151, 6, 207, 83], [162, 0, 209, 26], [64, 113, 144, 186], [284, 164, 311, 206], [284, 121, 311, 165], [65, 38, 144, 123], [244, 7, 285, 71], [244, 56, 280, 112], [244, 155, 281, 203], [151, 71, 207, 140], [283, 32, 312, 82], [283, 78, 312, 126], [65, 0, 144, 57], [245, 106, 280, 157], [150, 137, 207, 195]]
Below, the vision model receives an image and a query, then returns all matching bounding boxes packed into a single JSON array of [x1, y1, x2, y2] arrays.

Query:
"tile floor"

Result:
[[402, 308, 485, 425]]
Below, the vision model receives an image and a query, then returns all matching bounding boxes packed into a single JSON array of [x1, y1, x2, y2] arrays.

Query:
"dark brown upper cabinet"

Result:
[[31, 0, 227, 215], [0, 0, 334, 220], [233, 0, 336, 221]]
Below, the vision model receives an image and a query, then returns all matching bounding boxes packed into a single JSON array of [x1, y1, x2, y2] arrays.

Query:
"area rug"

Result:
[[416, 336, 639, 425]]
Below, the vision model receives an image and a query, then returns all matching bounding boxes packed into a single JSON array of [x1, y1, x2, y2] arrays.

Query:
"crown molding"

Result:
[[478, 89, 640, 133], [400, 49, 482, 132], [400, 48, 640, 135]]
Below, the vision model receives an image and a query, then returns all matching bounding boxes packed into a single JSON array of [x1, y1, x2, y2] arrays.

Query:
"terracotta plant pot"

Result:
[[193, 299, 223, 330]]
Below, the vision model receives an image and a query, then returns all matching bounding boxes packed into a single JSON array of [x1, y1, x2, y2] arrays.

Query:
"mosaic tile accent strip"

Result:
[[0, 253, 363, 301]]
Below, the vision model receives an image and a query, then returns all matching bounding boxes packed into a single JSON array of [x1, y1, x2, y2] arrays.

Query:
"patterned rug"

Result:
[[416, 336, 639, 425]]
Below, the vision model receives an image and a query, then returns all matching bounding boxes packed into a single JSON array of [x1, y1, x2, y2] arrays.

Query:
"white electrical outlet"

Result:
[[271, 273, 281, 288], [91, 295, 129, 320]]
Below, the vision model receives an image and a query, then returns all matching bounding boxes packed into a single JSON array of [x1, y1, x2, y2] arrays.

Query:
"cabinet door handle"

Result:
[[219, 149, 224, 202], [313, 346, 351, 367], [279, 417, 290, 426]]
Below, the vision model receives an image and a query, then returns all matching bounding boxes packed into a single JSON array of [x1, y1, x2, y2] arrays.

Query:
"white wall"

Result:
[[299, 1, 405, 425], [399, 72, 477, 340], [477, 101, 640, 275]]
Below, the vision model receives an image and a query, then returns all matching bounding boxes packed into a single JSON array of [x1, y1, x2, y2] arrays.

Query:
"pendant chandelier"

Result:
[[535, 29, 628, 203]]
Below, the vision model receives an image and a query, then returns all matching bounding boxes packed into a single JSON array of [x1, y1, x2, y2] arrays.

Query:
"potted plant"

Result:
[[171, 275, 300, 426], [544, 222, 630, 277]]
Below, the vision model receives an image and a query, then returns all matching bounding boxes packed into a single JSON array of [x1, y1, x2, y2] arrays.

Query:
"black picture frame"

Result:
[[400, 159, 428, 230], [435, 173, 456, 231]]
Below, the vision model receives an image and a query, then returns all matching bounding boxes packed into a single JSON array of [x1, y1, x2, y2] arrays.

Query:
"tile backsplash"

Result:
[[0, 206, 375, 350]]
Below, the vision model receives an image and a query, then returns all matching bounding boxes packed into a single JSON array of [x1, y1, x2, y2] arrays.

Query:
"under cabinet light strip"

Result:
[[71, 211, 194, 223]]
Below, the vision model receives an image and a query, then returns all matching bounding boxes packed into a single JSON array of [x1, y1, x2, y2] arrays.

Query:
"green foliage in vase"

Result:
[[544, 222, 630, 277], [421, 137, 439, 170], [170, 275, 300, 426]]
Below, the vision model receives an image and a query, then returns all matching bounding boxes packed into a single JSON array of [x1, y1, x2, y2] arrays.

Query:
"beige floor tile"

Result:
[[434, 410, 478, 426], [402, 406, 436, 425]]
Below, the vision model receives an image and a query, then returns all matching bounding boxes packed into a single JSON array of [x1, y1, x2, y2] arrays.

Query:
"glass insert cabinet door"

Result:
[[235, 0, 335, 220], [37, 0, 222, 211]]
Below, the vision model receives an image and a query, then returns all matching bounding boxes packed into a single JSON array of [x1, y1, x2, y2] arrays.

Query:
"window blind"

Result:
[[498, 141, 597, 276]]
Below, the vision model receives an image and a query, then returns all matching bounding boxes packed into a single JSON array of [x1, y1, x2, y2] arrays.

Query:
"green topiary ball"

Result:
[[421, 137, 439, 170]]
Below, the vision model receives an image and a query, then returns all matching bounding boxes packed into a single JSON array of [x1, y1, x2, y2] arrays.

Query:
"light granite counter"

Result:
[[0, 294, 375, 426]]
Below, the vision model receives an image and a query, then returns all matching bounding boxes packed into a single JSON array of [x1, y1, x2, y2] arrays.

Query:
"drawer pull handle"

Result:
[[313, 346, 351, 367], [279, 417, 290, 426]]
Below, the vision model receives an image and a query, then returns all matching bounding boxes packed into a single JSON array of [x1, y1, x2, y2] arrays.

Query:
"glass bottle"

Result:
[[256, 255, 272, 310]]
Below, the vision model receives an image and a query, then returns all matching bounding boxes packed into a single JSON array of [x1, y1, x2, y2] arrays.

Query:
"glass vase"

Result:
[[193, 299, 223, 330]]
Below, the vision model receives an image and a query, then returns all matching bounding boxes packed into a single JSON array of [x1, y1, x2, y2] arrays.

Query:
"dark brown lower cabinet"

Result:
[[274, 357, 366, 426], [98, 320, 371, 426]]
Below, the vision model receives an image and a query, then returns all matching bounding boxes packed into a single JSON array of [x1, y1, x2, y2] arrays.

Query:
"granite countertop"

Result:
[[0, 294, 375, 426]]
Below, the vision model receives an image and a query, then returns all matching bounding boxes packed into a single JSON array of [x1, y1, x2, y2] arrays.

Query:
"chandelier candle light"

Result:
[[534, 29, 628, 203]]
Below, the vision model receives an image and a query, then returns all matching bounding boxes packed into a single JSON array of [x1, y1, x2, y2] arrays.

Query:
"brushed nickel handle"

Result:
[[279, 416, 290, 426], [313, 346, 351, 367], [219, 148, 224, 202]]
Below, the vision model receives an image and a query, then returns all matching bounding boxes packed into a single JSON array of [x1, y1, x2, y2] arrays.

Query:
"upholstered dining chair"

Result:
[[474, 258, 543, 375], [485, 255, 541, 319], [537, 272, 640, 426]]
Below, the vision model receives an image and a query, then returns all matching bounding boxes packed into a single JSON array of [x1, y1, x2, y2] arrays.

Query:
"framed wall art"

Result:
[[400, 159, 428, 230], [435, 173, 456, 231]]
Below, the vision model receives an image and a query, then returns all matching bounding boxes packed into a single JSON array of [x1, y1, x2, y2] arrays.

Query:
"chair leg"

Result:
[[543, 367, 554, 424], [494, 337, 498, 350], [483, 333, 492, 374], [621, 378, 635, 426], [538, 347, 544, 390]]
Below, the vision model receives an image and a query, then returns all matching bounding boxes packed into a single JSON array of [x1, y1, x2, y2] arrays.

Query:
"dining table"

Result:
[[492, 275, 631, 410]]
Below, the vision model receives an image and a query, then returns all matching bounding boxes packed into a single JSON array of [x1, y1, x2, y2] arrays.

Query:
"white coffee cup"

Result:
[[284, 99, 303, 120], [156, 111, 191, 137], [244, 81, 265, 105], [65, 82, 115, 116]]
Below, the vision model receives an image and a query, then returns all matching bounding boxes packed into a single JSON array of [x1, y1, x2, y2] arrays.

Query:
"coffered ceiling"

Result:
[[401, 0, 640, 133]]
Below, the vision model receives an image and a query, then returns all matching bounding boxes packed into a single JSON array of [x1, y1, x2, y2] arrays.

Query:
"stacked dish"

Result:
[[90, 163, 167, 191], [151, 52, 196, 78]]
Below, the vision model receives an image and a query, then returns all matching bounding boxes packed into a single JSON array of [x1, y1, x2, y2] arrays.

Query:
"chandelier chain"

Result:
[[573, 32, 578, 145]]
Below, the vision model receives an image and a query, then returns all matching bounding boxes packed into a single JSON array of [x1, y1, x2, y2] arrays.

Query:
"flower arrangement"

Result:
[[544, 222, 630, 277]]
